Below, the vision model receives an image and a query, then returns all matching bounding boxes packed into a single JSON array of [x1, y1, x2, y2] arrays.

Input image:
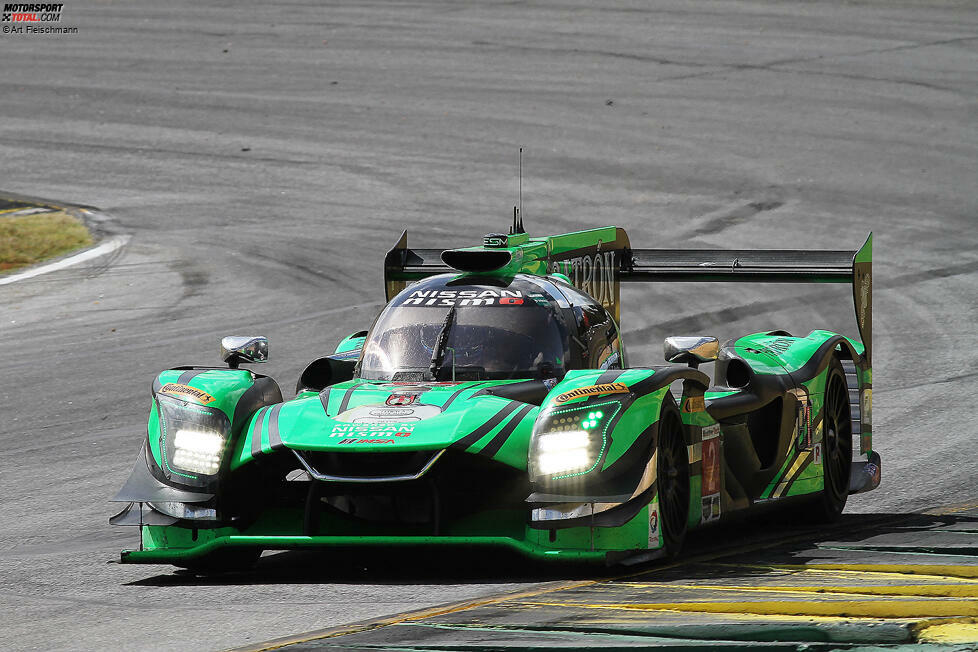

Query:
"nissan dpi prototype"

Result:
[[111, 217, 878, 569]]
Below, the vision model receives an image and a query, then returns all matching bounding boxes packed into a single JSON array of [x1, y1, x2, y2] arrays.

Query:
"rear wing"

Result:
[[384, 228, 872, 363], [624, 235, 872, 361]]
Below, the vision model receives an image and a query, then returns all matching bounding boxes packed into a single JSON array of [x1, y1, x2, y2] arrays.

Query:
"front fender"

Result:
[[113, 367, 282, 504], [528, 366, 709, 502]]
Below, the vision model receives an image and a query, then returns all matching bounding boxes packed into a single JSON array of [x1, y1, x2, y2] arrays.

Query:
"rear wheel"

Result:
[[656, 402, 689, 555], [816, 360, 852, 521]]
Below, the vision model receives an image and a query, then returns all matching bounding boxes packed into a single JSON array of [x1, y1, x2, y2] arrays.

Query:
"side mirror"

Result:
[[221, 336, 268, 369], [664, 336, 719, 368]]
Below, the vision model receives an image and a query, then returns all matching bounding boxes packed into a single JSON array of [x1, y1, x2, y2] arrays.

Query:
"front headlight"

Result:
[[172, 428, 225, 475], [156, 394, 231, 487], [533, 430, 594, 475], [529, 403, 618, 479]]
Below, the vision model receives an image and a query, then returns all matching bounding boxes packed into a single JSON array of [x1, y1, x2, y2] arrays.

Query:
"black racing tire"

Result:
[[656, 398, 690, 556], [815, 359, 852, 522], [173, 547, 260, 574]]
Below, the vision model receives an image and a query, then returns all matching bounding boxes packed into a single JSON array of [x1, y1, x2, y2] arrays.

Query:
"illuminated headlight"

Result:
[[172, 429, 225, 475], [534, 430, 593, 475], [530, 406, 615, 479], [155, 393, 230, 486]]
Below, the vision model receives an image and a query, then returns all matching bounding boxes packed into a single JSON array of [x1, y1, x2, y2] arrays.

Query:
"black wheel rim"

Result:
[[657, 412, 689, 548], [823, 371, 852, 502]]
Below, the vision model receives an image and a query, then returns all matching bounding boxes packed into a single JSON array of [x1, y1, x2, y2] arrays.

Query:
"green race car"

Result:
[[111, 220, 877, 568]]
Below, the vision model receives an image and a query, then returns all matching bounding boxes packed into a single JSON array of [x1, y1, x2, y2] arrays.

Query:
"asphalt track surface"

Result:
[[0, 1, 976, 650]]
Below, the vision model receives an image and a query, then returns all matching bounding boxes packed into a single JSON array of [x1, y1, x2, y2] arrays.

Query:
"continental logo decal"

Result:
[[683, 396, 705, 413], [554, 382, 628, 404], [158, 383, 216, 404]]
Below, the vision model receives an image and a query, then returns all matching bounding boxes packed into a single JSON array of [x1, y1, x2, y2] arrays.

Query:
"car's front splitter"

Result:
[[121, 534, 613, 564]]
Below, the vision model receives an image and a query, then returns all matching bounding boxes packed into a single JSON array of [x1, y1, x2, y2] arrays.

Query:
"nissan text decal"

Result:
[[402, 289, 525, 307]]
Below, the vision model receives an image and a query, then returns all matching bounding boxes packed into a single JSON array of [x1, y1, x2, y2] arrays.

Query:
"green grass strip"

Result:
[[0, 211, 94, 274]]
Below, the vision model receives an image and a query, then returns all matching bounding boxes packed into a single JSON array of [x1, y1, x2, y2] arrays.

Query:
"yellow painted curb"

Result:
[[525, 599, 978, 618], [782, 564, 978, 579], [622, 582, 978, 598], [917, 622, 978, 643]]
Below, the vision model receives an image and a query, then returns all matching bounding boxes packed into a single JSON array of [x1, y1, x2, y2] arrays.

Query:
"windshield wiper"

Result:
[[429, 306, 457, 381]]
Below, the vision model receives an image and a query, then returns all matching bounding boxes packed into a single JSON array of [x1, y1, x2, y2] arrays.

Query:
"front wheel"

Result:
[[656, 401, 689, 556]]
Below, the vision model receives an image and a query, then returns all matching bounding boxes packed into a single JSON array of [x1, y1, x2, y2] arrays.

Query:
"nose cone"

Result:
[[267, 381, 536, 457]]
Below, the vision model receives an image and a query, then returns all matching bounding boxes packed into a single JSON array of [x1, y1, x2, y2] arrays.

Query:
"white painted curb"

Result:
[[0, 234, 130, 286]]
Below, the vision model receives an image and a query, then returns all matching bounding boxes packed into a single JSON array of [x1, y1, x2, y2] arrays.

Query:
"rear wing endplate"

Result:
[[383, 230, 452, 301]]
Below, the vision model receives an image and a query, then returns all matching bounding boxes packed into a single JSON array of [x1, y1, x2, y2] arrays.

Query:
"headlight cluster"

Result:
[[156, 394, 230, 485], [529, 403, 617, 479], [172, 428, 225, 475]]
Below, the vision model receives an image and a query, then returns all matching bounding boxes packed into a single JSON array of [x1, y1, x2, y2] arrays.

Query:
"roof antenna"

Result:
[[508, 147, 526, 236], [519, 146, 523, 220], [518, 147, 525, 233]]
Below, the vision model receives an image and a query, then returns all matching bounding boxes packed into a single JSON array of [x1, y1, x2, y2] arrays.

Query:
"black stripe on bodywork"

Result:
[[479, 404, 534, 458], [250, 407, 267, 458], [319, 389, 332, 417], [442, 383, 484, 410], [266, 404, 284, 451], [595, 368, 626, 386], [231, 378, 271, 431], [471, 380, 549, 404], [601, 420, 657, 477], [451, 402, 522, 451], [337, 383, 365, 414], [177, 369, 207, 384], [628, 366, 710, 397]]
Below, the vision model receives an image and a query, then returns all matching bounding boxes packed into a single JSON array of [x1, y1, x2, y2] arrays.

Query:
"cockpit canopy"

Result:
[[357, 273, 622, 382]]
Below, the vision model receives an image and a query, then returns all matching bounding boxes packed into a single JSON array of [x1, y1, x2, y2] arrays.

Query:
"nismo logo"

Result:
[[402, 289, 524, 307], [158, 383, 216, 404], [554, 382, 628, 404]]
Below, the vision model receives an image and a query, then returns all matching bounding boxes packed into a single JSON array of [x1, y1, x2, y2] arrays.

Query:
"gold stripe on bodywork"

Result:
[[772, 450, 812, 498]]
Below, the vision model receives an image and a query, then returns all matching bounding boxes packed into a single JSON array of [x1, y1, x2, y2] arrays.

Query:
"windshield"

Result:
[[359, 276, 570, 381]]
